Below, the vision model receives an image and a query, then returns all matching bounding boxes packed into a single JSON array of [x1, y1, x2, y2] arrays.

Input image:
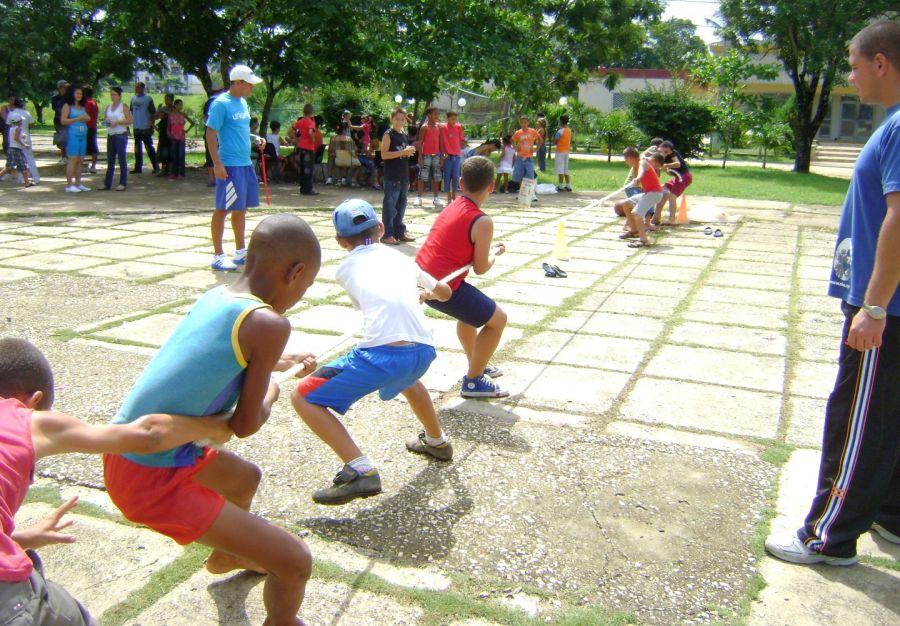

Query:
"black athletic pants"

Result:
[[799, 301, 900, 557]]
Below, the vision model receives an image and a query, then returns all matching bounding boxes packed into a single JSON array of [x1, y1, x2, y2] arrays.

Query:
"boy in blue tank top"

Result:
[[104, 213, 322, 625]]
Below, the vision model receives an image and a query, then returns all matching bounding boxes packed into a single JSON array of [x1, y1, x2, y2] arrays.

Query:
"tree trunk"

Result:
[[259, 82, 277, 135], [721, 140, 728, 168], [793, 128, 814, 173], [762, 145, 768, 169]]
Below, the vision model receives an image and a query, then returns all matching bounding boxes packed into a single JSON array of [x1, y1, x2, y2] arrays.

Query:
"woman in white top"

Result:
[[102, 86, 132, 190]]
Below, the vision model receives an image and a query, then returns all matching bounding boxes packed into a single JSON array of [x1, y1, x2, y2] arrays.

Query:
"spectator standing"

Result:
[[203, 88, 222, 186], [293, 103, 318, 195], [60, 86, 90, 193], [50, 80, 69, 163], [206, 65, 265, 271], [380, 107, 417, 245], [101, 86, 132, 191], [83, 87, 99, 174], [156, 93, 174, 177], [535, 112, 548, 173], [441, 110, 465, 204], [167, 99, 194, 180], [414, 107, 444, 208], [130, 82, 159, 175]]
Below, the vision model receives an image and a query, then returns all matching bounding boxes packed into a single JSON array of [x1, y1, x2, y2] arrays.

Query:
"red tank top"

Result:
[[640, 163, 662, 193], [0, 397, 35, 582], [420, 124, 440, 155], [415, 196, 484, 290]]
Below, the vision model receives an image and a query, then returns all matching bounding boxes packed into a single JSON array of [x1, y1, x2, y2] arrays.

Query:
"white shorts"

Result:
[[554, 152, 569, 174], [497, 163, 513, 175], [627, 191, 663, 218]]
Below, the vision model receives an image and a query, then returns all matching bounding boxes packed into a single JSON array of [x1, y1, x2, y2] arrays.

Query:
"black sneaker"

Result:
[[405, 432, 453, 461], [312, 465, 382, 505]]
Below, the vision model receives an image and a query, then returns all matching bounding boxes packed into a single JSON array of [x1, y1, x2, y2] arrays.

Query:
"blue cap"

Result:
[[333, 199, 378, 237]]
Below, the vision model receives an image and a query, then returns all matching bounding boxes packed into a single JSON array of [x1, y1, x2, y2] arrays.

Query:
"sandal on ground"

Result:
[[619, 232, 638, 239], [713, 229, 723, 238], [628, 240, 652, 248], [542, 262, 560, 277], [550, 264, 567, 278], [704, 226, 712, 235]]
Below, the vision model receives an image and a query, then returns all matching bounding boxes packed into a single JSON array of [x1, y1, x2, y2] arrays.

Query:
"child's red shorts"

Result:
[[103, 449, 225, 545]]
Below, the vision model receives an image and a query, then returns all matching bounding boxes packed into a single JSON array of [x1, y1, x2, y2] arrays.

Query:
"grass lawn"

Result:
[[534, 158, 849, 207]]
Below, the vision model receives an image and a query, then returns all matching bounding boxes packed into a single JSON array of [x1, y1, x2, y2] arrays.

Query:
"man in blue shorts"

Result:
[[206, 65, 265, 271], [292, 199, 454, 505]]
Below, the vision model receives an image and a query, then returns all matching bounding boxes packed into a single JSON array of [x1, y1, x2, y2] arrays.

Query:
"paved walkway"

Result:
[[2, 173, 897, 625]]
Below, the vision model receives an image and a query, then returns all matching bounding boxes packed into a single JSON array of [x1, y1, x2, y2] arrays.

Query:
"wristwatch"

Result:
[[861, 304, 887, 320]]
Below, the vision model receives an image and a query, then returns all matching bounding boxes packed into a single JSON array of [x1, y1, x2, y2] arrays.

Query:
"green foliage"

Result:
[[719, 0, 900, 172], [313, 82, 396, 130], [595, 110, 644, 160], [692, 49, 780, 167], [627, 85, 714, 157], [617, 17, 710, 70], [747, 97, 793, 167]]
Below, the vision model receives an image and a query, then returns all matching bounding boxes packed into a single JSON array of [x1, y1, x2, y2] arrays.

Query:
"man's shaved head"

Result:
[[246, 214, 321, 273]]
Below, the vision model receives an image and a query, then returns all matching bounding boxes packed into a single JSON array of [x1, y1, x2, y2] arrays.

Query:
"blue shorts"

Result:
[[215, 165, 259, 212], [425, 281, 497, 328], [442, 155, 461, 192], [297, 344, 436, 415], [67, 132, 87, 157], [512, 157, 534, 183]]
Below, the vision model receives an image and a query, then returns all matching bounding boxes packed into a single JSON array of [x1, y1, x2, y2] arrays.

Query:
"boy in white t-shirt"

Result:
[[292, 199, 453, 505]]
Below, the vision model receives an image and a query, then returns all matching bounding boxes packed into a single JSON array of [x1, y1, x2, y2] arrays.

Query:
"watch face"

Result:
[[864, 305, 887, 319]]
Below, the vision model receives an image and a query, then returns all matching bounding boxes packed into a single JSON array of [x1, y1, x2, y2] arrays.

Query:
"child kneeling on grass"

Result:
[[292, 199, 453, 506], [0, 338, 232, 626]]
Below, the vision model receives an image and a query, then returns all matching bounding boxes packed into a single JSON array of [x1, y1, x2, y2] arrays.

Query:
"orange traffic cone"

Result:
[[676, 195, 690, 225]]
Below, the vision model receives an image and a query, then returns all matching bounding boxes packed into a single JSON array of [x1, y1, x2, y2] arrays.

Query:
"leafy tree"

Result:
[[596, 110, 644, 161], [618, 18, 710, 70], [628, 84, 714, 157], [747, 102, 792, 168], [719, 0, 899, 172], [691, 49, 779, 167]]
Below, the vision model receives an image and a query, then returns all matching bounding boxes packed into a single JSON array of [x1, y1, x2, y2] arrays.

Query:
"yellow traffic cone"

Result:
[[676, 195, 690, 224], [553, 221, 570, 261]]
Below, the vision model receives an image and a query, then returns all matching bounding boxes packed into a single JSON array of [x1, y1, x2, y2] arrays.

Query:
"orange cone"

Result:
[[676, 195, 689, 224]]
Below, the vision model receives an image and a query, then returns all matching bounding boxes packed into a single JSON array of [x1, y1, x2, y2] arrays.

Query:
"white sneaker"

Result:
[[325, 177, 333, 185], [413, 196, 422, 207], [233, 248, 247, 266], [764, 532, 858, 566], [433, 197, 444, 208], [211, 254, 237, 271], [115, 184, 126, 191], [77, 185, 91, 192], [64, 185, 81, 193]]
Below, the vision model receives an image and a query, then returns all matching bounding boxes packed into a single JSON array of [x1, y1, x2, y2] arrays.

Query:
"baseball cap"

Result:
[[56, 80, 69, 88], [333, 199, 378, 237], [229, 65, 263, 85]]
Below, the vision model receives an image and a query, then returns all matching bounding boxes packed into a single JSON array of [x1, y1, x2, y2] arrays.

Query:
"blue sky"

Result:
[[663, 0, 722, 43]]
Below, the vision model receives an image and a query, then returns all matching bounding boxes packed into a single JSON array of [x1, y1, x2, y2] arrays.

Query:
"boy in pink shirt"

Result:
[[0, 338, 231, 625]]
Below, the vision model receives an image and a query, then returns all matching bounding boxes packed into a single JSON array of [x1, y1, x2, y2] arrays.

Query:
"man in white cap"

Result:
[[206, 64, 265, 271]]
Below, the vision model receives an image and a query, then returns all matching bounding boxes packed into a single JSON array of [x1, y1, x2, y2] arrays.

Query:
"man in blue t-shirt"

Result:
[[766, 20, 900, 567], [206, 65, 265, 271]]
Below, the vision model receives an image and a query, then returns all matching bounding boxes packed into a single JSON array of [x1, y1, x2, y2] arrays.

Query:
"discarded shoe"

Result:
[[704, 226, 712, 235]]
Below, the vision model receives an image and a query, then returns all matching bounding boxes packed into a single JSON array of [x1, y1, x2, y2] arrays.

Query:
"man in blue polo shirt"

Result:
[[206, 65, 265, 271], [766, 20, 900, 566]]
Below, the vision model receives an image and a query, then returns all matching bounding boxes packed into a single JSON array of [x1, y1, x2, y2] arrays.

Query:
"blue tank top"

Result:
[[112, 287, 270, 467], [68, 105, 87, 136]]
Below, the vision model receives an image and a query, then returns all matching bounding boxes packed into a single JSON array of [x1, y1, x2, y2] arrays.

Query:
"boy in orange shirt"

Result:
[[511, 115, 541, 198], [553, 114, 573, 191]]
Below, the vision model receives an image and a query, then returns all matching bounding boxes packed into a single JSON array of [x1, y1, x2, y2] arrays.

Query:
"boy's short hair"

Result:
[[461, 156, 495, 192], [490, 139, 502, 149], [270, 121, 281, 132], [0, 338, 54, 408], [660, 140, 675, 150], [560, 114, 569, 125], [519, 115, 529, 121], [425, 107, 438, 116], [851, 20, 900, 64], [174, 98, 183, 106], [649, 137, 664, 146], [623, 146, 640, 159], [446, 111, 458, 118], [391, 107, 406, 119], [303, 103, 314, 115], [650, 152, 665, 165]]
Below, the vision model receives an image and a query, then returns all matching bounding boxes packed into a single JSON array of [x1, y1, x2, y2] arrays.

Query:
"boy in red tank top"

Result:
[[614, 148, 665, 248], [415, 156, 509, 398]]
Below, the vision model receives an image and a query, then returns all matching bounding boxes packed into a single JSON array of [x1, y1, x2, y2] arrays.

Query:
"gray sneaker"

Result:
[[406, 432, 453, 461], [872, 522, 900, 544], [483, 363, 503, 378], [312, 465, 382, 505]]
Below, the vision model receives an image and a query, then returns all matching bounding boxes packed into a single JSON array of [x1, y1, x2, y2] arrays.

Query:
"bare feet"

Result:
[[205, 549, 267, 575]]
